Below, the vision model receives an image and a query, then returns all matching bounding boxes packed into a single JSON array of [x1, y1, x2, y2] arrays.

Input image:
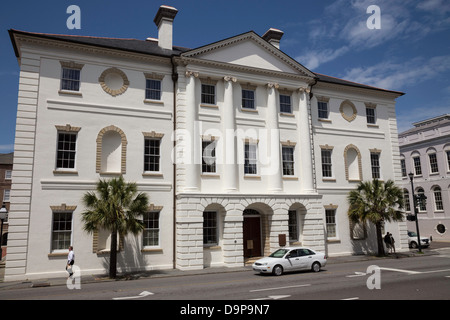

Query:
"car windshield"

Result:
[[269, 249, 289, 258], [409, 231, 417, 237]]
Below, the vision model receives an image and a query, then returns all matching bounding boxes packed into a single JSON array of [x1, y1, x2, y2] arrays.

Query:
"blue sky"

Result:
[[1, 0, 449, 153]]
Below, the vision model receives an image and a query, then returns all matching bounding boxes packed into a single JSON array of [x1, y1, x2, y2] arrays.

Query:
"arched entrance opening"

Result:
[[243, 209, 261, 258]]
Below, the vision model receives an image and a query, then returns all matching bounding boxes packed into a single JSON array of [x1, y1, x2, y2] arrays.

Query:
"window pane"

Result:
[[371, 153, 380, 179], [203, 211, 217, 245], [201, 84, 215, 104], [318, 101, 328, 119], [56, 133, 77, 169], [145, 79, 161, 100], [52, 212, 73, 250], [325, 209, 336, 238], [321, 149, 332, 177], [244, 143, 257, 174], [282, 146, 294, 176], [143, 211, 160, 246], [280, 94, 292, 113], [144, 139, 160, 172], [61, 68, 81, 91], [202, 140, 216, 173], [242, 90, 255, 109]]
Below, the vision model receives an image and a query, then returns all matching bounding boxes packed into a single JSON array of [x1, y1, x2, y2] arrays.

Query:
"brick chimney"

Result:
[[153, 5, 178, 50], [262, 28, 284, 49]]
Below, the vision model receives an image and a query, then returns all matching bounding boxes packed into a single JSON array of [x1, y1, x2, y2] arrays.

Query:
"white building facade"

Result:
[[399, 114, 450, 241], [5, 5, 408, 281]]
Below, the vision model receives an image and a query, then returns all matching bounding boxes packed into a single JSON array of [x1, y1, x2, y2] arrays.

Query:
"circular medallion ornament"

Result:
[[339, 100, 357, 122], [98, 67, 129, 97]]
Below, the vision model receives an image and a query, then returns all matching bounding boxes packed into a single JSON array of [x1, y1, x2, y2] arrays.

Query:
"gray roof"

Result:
[[399, 114, 450, 136], [0, 152, 13, 165], [9, 29, 404, 96]]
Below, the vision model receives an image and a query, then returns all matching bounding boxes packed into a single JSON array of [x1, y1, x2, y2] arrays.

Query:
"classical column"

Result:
[[223, 76, 238, 192], [298, 87, 314, 193], [266, 82, 283, 192], [184, 71, 200, 191]]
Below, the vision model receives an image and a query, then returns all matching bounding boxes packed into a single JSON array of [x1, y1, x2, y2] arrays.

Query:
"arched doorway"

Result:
[[243, 209, 262, 258]]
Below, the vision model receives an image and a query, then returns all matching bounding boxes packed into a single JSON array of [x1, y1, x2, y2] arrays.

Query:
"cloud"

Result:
[[294, 0, 450, 69], [296, 46, 349, 70], [341, 55, 450, 91]]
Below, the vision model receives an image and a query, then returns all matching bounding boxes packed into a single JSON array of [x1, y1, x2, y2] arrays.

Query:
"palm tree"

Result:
[[347, 179, 404, 256], [81, 176, 149, 278]]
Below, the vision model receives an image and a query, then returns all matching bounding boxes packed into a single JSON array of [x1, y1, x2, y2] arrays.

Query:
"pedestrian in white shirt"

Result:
[[66, 246, 75, 278]]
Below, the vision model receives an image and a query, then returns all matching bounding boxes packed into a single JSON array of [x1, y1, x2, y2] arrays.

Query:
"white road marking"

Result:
[[342, 297, 359, 300], [249, 284, 311, 293], [112, 290, 154, 300], [251, 295, 291, 300]]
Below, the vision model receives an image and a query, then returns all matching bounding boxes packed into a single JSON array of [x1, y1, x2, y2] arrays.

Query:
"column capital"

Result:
[[185, 70, 199, 78], [298, 86, 311, 94], [224, 76, 237, 82], [267, 82, 279, 89]]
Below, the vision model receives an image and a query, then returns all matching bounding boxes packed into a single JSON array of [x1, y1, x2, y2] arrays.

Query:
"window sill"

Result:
[[143, 99, 164, 105], [204, 245, 221, 250], [280, 112, 294, 117], [318, 118, 331, 123], [322, 178, 336, 182], [142, 172, 163, 177], [367, 124, 379, 128], [53, 170, 78, 175], [48, 251, 68, 258], [244, 175, 261, 180], [200, 104, 219, 109], [201, 173, 220, 178], [282, 176, 298, 180], [58, 90, 82, 97], [241, 107, 258, 113], [141, 248, 163, 253]]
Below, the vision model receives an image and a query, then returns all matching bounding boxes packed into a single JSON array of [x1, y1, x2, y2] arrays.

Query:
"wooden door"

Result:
[[243, 216, 261, 258]]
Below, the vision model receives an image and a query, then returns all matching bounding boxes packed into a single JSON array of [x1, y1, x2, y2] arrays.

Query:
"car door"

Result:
[[284, 249, 304, 271], [297, 249, 314, 270]]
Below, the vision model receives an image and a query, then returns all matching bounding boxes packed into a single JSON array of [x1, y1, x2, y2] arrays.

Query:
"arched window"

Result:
[[433, 186, 444, 211], [403, 189, 411, 212]]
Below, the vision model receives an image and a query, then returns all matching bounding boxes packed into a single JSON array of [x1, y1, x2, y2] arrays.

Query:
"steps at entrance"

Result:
[[244, 257, 262, 266]]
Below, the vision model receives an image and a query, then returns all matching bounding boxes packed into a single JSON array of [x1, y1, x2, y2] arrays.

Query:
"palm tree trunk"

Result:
[[375, 221, 385, 257], [109, 228, 117, 279]]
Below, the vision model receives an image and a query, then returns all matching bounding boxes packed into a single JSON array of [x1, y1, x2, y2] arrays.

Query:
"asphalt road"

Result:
[[1, 248, 449, 303]]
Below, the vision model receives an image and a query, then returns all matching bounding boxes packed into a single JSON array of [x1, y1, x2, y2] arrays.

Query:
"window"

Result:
[[366, 106, 376, 124], [288, 210, 298, 242], [5, 170, 12, 180], [403, 189, 411, 212], [433, 187, 444, 211], [61, 68, 81, 91], [321, 149, 332, 178], [3, 189, 10, 202], [401, 159, 407, 177], [51, 211, 72, 251], [242, 89, 255, 109], [417, 188, 427, 211], [144, 139, 161, 172], [244, 142, 257, 175], [318, 101, 328, 119], [145, 79, 161, 100], [325, 209, 336, 238], [203, 211, 217, 245], [371, 152, 381, 179], [413, 156, 422, 175], [447, 150, 450, 171], [280, 94, 292, 113], [202, 140, 216, 173], [282, 146, 295, 176], [201, 84, 216, 105], [56, 132, 77, 169], [143, 211, 160, 247], [429, 153, 439, 173]]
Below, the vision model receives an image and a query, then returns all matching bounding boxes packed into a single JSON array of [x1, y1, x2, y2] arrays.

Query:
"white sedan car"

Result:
[[252, 247, 327, 276]]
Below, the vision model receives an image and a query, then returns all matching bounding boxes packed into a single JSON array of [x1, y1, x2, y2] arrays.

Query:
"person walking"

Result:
[[384, 232, 392, 254], [389, 233, 396, 254], [66, 246, 75, 278]]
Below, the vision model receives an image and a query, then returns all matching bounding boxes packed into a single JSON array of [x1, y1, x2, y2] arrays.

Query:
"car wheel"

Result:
[[410, 241, 418, 249], [311, 262, 321, 272], [272, 265, 283, 276]]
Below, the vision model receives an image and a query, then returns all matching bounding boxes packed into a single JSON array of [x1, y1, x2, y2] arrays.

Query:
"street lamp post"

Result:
[[408, 172, 422, 253], [0, 203, 8, 260]]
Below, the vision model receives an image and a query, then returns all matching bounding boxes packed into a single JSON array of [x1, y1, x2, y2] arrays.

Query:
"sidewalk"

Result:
[[0, 247, 443, 291]]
